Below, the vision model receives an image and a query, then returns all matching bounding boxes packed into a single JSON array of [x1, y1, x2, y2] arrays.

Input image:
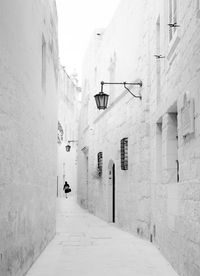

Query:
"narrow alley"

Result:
[[1, 0, 200, 275], [26, 196, 179, 276]]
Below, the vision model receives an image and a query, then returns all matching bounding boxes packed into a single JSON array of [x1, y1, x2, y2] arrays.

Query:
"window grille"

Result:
[[57, 121, 64, 144], [121, 138, 128, 170], [97, 152, 103, 176]]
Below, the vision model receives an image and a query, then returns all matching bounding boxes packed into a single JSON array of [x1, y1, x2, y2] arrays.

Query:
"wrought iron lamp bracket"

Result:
[[101, 81, 142, 100], [68, 140, 78, 143]]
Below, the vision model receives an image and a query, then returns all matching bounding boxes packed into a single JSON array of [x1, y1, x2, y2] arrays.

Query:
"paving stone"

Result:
[[26, 196, 179, 276]]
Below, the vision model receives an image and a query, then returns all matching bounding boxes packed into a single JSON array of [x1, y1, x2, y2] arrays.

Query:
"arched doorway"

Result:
[[108, 160, 115, 223]]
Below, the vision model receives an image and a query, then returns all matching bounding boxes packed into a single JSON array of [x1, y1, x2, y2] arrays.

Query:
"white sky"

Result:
[[56, 0, 121, 83]]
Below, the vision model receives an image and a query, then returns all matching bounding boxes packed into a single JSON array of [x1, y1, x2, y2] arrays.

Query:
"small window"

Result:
[[97, 152, 103, 176], [197, 0, 200, 10], [164, 111, 179, 183], [121, 138, 128, 170], [197, 0, 200, 18], [57, 121, 64, 144], [169, 0, 177, 41]]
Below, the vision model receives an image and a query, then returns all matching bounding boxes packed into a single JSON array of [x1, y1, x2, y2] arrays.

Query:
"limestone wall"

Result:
[[0, 1, 58, 275], [149, 1, 200, 275], [78, 0, 200, 275], [79, 0, 151, 235]]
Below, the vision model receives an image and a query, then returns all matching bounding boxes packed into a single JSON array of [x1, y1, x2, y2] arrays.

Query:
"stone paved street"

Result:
[[26, 196, 179, 276]]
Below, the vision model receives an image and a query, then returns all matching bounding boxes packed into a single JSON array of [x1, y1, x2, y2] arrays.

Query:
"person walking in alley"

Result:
[[63, 181, 71, 198]]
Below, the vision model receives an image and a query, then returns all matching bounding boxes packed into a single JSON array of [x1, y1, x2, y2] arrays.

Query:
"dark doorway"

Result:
[[108, 160, 116, 223], [57, 176, 58, 197], [112, 163, 115, 223]]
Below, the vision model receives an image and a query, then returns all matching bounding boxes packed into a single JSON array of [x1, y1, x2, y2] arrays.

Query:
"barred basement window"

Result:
[[121, 138, 128, 170], [97, 152, 103, 176]]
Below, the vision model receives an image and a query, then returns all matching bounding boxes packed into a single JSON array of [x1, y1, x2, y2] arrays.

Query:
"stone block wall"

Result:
[[79, 0, 152, 236], [150, 1, 200, 275], [0, 1, 58, 275], [78, 0, 200, 275]]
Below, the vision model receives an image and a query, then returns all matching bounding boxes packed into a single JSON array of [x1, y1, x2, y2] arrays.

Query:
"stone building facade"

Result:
[[57, 65, 81, 197], [0, 1, 58, 275], [78, 0, 200, 275]]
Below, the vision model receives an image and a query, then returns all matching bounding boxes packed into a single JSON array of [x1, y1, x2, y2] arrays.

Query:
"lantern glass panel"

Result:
[[99, 94, 105, 109], [94, 94, 100, 109], [94, 93, 109, 109], [104, 94, 109, 108]]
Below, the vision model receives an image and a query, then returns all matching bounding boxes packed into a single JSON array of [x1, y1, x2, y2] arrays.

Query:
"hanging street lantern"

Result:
[[94, 81, 109, 110], [94, 91, 109, 110], [65, 144, 71, 152], [94, 80, 142, 110]]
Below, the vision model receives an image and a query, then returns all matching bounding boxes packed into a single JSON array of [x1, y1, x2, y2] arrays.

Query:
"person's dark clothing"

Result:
[[63, 182, 71, 194]]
